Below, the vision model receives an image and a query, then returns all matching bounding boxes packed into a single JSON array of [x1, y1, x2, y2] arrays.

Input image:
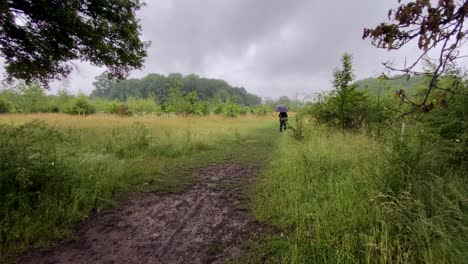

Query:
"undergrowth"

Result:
[[250, 126, 468, 263]]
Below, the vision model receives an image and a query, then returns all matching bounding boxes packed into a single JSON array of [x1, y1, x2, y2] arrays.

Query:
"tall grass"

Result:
[[252, 126, 468, 263], [0, 113, 274, 259]]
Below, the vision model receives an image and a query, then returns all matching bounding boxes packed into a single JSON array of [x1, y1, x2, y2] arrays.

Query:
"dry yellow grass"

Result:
[[0, 113, 275, 130], [0, 113, 277, 151]]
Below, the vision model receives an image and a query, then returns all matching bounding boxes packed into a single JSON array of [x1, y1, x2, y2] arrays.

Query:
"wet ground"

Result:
[[17, 163, 267, 264]]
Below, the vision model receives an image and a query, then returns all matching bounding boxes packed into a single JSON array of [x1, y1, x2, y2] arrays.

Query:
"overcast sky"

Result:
[[45, 0, 464, 100]]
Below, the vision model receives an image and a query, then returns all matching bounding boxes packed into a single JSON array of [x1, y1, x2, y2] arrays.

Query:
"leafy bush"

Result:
[[0, 98, 11, 113], [222, 98, 244, 117], [303, 54, 369, 130], [288, 115, 307, 141], [0, 121, 70, 249], [0, 121, 66, 202], [69, 95, 95, 115], [127, 97, 160, 114], [212, 103, 224, 114], [0, 121, 128, 255], [116, 104, 131, 116], [253, 104, 271, 115]]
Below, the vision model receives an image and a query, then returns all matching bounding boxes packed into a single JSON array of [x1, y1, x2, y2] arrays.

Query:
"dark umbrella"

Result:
[[275, 104, 288, 112]]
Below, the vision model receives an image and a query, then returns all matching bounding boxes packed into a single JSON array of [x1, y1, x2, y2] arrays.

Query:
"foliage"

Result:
[[163, 83, 188, 114], [0, 83, 258, 117], [304, 53, 368, 130], [54, 89, 75, 113], [0, 98, 11, 113], [363, 0, 466, 52], [185, 91, 208, 115], [356, 74, 430, 95], [126, 97, 160, 114], [252, 104, 271, 115], [69, 95, 95, 115], [0, 1, 149, 86], [252, 127, 468, 263], [0, 121, 66, 207], [91, 72, 261, 106], [222, 97, 244, 117], [363, 0, 468, 114], [0, 84, 53, 113], [288, 114, 307, 141], [91, 74, 117, 98], [92, 98, 118, 114], [116, 104, 131, 116]]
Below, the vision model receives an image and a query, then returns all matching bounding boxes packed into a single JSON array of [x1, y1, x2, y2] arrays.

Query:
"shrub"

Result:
[[127, 97, 160, 114], [116, 104, 131, 116], [222, 99, 243, 117], [0, 98, 11, 113], [253, 104, 271, 115], [69, 95, 95, 115], [0, 120, 128, 255], [288, 115, 307, 141]]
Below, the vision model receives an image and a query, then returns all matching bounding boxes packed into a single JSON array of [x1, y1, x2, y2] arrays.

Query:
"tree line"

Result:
[[0, 82, 268, 117], [91, 73, 262, 106]]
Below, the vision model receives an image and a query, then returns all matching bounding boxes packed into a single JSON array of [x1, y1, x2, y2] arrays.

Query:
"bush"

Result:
[[0, 121, 65, 201], [253, 104, 271, 115], [0, 98, 11, 113], [0, 121, 127, 255], [288, 115, 307, 141], [69, 95, 95, 115], [222, 99, 243, 117], [116, 104, 131, 116], [127, 97, 160, 114]]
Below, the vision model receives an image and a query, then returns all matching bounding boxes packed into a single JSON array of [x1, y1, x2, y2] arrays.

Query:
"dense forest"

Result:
[[91, 73, 262, 106]]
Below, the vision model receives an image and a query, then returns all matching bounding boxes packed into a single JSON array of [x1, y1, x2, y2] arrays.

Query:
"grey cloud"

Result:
[[50, 1, 449, 98]]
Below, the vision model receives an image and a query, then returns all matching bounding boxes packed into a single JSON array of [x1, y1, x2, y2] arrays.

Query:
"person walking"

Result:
[[275, 104, 289, 132], [279, 111, 288, 132]]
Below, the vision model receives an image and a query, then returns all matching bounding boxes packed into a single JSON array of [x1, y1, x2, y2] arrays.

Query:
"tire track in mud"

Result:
[[17, 163, 269, 264]]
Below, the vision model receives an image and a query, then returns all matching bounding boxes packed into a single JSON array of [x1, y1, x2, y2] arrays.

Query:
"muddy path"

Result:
[[17, 162, 269, 264]]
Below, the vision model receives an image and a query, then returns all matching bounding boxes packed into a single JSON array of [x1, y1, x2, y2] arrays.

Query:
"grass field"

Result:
[[0, 113, 278, 259], [248, 126, 468, 263], [2, 113, 467, 263]]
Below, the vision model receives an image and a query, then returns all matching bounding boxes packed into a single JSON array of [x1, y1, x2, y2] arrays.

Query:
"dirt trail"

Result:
[[17, 163, 268, 264]]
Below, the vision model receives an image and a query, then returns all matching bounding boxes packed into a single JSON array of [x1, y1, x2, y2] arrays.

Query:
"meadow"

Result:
[[249, 124, 468, 263], [0, 113, 276, 259], [1, 112, 467, 263]]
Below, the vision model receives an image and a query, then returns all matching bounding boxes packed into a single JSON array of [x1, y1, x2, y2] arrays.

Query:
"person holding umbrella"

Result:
[[275, 104, 288, 132]]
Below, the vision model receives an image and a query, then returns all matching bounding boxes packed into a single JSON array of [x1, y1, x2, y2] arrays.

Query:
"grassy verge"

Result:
[[0, 113, 277, 260], [248, 126, 468, 263]]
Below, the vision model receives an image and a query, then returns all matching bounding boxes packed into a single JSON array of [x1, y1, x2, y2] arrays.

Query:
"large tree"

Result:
[[363, 0, 468, 114], [0, 0, 149, 86]]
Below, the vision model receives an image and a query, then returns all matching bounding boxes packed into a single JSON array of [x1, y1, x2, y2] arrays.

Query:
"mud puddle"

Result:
[[17, 163, 267, 264]]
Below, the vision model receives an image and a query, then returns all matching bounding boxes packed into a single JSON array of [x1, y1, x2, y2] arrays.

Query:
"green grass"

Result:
[[249, 126, 468, 263], [0, 114, 278, 261]]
